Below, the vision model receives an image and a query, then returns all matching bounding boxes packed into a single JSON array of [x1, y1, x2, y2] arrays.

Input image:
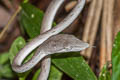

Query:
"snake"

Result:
[[11, 0, 88, 80]]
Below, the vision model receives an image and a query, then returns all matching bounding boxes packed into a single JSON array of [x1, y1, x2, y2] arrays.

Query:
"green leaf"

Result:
[[0, 52, 9, 64], [0, 52, 15, 78], [112, 32, 120, 80], [52, 52, 97, 80], [9, 36, 34, 80], [9, 37, 26, 64], [9, 36, 34, 64], [99, 64, 111, 80], [48, 66, 63, 80], [0, 64, 15, 78], [23, 0, 28, 3], [9, 37, 27, 79], [20, 3, 44, 38], [32, 66, 62, 80], [32, 69, 40, 80]]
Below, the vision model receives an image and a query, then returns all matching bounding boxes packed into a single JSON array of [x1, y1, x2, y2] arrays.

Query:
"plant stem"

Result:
[[0, 6, 21, 40], [100, 0, 108, 69], [81, 0, 96, 57], [106, 0, 114, 62], [86, 0, 103, 58]]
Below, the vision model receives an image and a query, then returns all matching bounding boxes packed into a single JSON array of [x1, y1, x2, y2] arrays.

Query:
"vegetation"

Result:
[[0, 0, 120, 80]]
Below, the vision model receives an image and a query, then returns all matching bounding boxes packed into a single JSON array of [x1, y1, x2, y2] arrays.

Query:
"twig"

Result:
[[100, 0, 108, 69], [106, 0, 114, 61], [0, 6, 21, 40], [86, 0, 103, 58], [82, 0, 96, 43], [86, 0, 91, 3], [65, 1, 77, 12], [81, 0, 96, 57], [113, 0, 120, 37]]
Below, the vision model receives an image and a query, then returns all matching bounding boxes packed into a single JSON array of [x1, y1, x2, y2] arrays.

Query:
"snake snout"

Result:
[[71, 42, 89, 52]]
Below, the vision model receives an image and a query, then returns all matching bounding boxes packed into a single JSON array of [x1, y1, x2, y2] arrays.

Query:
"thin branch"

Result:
[[106, 0, 114, 61], [113, 0, 120, 37], [65, 1, 77, 12], [82, 0, 96, 43], [81, 0, 96, 57], [100, 0, 108, 69], [0, 6, 21, 40], [86, 0, 103, 58], [86, 0, 91, 3]]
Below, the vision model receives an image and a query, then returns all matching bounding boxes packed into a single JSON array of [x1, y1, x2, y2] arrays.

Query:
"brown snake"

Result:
[[12, 0, 88, 80]]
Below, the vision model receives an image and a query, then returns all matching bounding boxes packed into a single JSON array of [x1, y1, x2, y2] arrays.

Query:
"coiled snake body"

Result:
[[12, 0, 88, 80]]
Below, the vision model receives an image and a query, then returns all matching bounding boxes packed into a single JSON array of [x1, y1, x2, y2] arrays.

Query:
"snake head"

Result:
[[54, 34, 89, 53], [39, 34, 89, 54]]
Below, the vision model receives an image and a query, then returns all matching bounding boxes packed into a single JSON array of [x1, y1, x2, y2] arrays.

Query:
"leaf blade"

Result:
[[112, 32, 120, 80], [52, 52, 97, 80], [99, 64, 111, 80], [20, 3, 44, 38], [9, 37, 26, 64]]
